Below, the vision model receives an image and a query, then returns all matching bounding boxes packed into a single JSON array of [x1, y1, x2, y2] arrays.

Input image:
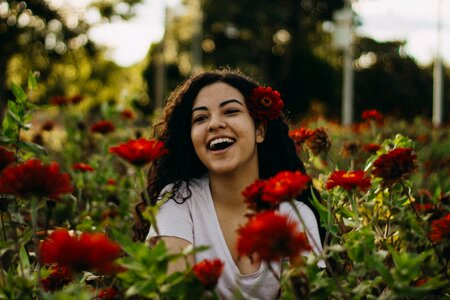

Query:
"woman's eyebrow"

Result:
[[192, 98, 243, 112]]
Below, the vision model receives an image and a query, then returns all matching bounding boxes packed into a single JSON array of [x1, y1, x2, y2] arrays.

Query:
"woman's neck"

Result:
[[208, 170, 258, 208]]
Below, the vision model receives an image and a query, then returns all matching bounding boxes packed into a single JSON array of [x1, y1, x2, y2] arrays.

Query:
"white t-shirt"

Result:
[[147, 175, 323, 300]]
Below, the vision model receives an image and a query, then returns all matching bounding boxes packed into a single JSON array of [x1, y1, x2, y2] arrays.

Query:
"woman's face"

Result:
[[190, 82, 265, 177]]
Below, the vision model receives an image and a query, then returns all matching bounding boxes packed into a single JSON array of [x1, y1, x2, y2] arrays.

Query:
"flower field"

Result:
[[0, 76, 449, 299]]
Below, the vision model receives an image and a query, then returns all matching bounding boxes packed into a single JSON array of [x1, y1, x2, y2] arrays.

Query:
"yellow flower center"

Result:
[[342, 173, 357, 179]]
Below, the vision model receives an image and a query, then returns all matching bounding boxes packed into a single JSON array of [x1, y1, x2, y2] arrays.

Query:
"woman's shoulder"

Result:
[[158, 175, 209, 202]]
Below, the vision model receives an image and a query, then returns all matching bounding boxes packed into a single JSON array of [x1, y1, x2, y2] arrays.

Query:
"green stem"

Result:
[[137, 167, 160, 235], [349, 190, 360, 226], [30, 198, 43, 295]]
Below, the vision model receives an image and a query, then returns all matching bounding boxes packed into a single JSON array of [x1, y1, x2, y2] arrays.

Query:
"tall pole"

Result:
[[432, 0, 443, 127], [191, 0, 203, 74], [154, 6, 168, 110], [341, 0, 354, 126]]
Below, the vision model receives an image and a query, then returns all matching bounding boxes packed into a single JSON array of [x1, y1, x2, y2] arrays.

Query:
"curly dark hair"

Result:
[[133, 69, 324, 242]]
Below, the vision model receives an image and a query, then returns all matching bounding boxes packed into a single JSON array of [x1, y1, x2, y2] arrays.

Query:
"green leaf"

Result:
[[19, 245, 30, 271], [28, 72, 38, 90], [17, 141, 47, 156], [11, 83, 27, 104]]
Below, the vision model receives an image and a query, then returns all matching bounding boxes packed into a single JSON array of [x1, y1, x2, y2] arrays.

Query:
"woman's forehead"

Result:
[[193, 82, 245, 107]]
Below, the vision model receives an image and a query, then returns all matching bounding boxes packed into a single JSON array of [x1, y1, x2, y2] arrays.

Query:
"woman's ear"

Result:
[[255, 122, 266, 143]]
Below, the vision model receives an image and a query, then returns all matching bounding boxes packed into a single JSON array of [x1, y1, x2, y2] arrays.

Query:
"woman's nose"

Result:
[[207, 115, 227, 132]]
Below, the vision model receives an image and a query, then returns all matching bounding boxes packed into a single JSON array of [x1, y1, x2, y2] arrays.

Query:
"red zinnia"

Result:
[[90, 120, 115, 135], [372, 148, 417, 185], [261, 171, 311, 205], [51, 96, 69, 106], [40, 229, 122, 274], [237, 211, 311, 262], [72, 163, 95, 172], [0, 146, 15, 172], [362, 143, 381, 154], [326, 170, 371, 191], [97, 287, 120, 299], [306, 127, 331, 156], [109, 138, 168, 166], [289, 128, 312, 144], [120, 108, 135, 120], [247, 86, 284, 120], [192, 258, 224, 290], [361, 109, 383, 124], [0, 159, 73, 200], [70, 94, 83, 104], [428, 213, 450, 243], [242, 179, 274, 211], [40, 265, 72, 292]]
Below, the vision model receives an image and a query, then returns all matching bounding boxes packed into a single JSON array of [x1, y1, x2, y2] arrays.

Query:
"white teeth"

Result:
[[209, 138, 234, 148]]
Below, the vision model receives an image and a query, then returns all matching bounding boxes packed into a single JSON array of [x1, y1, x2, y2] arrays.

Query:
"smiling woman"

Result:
[[134, 69, 325, 299]]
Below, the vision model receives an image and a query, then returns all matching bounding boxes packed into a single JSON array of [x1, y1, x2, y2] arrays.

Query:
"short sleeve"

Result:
[[146, 186, 194, 244]]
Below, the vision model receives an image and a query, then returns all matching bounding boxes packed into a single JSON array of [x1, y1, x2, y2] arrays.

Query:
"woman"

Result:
[[135, 69, 324, 299]]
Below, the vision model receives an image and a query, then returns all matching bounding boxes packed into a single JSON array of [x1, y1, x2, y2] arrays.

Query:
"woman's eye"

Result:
[[225, 109, 239, 115], [192, 115, 207, 123]]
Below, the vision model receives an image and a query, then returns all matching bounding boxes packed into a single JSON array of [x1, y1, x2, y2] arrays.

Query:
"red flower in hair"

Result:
[[247, 86, 284, 120], [0, 159, 73, 200], [237, 211, 311, 262], [326, 170, 371, 191], [40, 229, 122, 274], [40, 265, 72, 292], [262, 171, 310, 205], [0, 146, 15, 172], [428, 213, 450, 243], [361, 109, 383, 125], [90, 120, 115, 134], [109, 138, 168, 166], [193, 258, 224, 290], [72, 163, 95, 172], [372, 148, 417, 185]]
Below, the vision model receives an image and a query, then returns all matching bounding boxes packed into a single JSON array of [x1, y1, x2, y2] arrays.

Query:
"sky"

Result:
[[88, 0, 450, 67]]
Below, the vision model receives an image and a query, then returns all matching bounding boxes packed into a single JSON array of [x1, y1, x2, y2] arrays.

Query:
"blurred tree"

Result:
[[353, 37, 434, 120], [0, 0, 144, 119], [143, 0, 344, 120]]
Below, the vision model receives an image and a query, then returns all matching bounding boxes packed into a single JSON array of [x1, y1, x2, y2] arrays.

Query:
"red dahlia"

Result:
[[0, 159, 73, 200], [361, 109, 383, 124], [40, 229, 122, 274], [51, 96, 69, 106], [326, 170, 371, 191], [72, 163, 95, 172], [306, 128, 331, 156], [372, 148, 417, 185], [192, 258, 224, 290], [428, 213, 450, 243], [109, 138, 168, 166], [237, 211, 311, 262], [289, 128, 313, 145], [97, 287, 120, 299], [40, 265, 72, 292], [120, 108, 135, 120], [90, 120, 115, 135], [247, 86, 284, 120], [262, 171, 311, 205]]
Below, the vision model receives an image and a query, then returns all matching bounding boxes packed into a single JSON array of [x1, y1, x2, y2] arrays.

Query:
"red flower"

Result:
[[261, 171, 311, 205], [0, 146, 15, 172], [361, 109, 383, 124], [97, 287, 120, 299], [193, 258, 224, 290], [372, 148, 417, 185], [90, 120, 115, 135], [242, 179, 274, 211], [237, 211, 311, 262], [306, 127, 331, 155], [362, 143, 381, 154], [326, 170, 371, 191], [0, 159, 73, 200], [428, 213, 450, 243], [289, 128, 313, 153], [41, 120, 55, 131], [51, 96, 69, 106], [70, 94, 83, 104], [106, 178, 117, 185], [72, 163, 95, 172], [40, 265, 72, 292], [247, 86, 284, 120], [40, 229, 122, 274], [120, 108, 135, 120], [109, 138, 168, 166]]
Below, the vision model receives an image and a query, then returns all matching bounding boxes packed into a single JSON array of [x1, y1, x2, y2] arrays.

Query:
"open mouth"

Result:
[[208, 137, 235, 151]]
